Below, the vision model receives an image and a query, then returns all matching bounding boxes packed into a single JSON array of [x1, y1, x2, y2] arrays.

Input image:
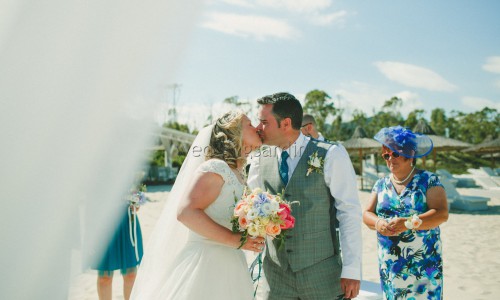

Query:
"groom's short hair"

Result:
[[257, 92, 303, 130]]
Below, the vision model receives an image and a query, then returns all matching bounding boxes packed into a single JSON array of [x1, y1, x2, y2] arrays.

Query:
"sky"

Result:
[[163, 0, 500, 129]]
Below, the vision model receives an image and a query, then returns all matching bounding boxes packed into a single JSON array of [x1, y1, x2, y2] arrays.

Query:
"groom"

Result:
[[247, 92, 362, 299]]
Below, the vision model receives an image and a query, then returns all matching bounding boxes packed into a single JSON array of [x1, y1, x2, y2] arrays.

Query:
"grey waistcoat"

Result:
[[259, 139, 341, 272]]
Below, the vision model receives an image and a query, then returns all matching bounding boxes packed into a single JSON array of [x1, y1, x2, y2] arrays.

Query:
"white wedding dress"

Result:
[[132, 158, 254, 299]]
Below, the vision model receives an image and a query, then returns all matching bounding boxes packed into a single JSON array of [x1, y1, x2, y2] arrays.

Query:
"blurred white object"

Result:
[[353, 280, 383, 300], [0, 1, 201, 299], [466, 168, 500, 189]]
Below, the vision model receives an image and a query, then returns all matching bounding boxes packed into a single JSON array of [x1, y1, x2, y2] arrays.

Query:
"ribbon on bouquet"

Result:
[[249, 251, 263, 298], [128, 206, 140, 262]]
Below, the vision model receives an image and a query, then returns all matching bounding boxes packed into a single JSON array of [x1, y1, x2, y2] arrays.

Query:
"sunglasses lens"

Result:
[[382, 152, 400, 160]]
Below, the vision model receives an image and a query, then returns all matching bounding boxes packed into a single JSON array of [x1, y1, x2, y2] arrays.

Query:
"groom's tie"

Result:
[[279, 150, 289, 186]]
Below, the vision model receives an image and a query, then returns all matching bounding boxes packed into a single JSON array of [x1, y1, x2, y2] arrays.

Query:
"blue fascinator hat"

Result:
[[374, 125, 433, 158]]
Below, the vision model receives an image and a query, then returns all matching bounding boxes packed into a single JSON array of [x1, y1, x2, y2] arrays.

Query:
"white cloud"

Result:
[[219, 0, 253, 7], [482, 56, 500, 74], [333, 82, 391, 119], [202, 12, 299, 40], [308, 10, 348, 26], [495, 79, 500, 89], [461, 96, 500, 110], [374, 61, 457, 92], [393, 91, 425, 117], [331, 82, 427, 121], [256, 0, 332, 13], [156, 101, 239, 130], [206, 0, 347, 30]]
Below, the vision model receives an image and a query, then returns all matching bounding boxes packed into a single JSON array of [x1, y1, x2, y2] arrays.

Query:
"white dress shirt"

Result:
[[247, 133, 362, 280]]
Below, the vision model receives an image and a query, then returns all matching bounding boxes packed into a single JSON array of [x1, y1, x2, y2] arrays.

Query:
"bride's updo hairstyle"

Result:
[[206, 110, 245, 169]]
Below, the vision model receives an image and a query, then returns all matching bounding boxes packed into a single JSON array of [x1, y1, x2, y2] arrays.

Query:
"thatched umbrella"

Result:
[[412, 119, 472, 169], [342, 126, 381, 188], [463, 136, 500, 167]]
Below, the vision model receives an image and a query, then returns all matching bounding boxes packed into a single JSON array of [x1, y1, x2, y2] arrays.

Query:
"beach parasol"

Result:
[[463, 136, 500, 167], [412, 119, 472, 169], [341, 126, 381, 189]]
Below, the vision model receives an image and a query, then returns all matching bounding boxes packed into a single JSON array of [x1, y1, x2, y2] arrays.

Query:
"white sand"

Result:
[[69, 188, 500, 299]]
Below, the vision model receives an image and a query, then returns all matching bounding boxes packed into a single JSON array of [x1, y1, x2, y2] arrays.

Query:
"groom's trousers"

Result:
[[264, 255, 344, 300]]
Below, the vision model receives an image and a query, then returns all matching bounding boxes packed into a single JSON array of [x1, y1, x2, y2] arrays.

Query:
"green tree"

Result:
[[163, 121, 190, 133], [382, 96, 403, 112], [352, 109, 368, 128], [303, 90, 337, 139], [368, 97, 404, 134], [451, 107, 499, 144], [430, 108, 447, 136], [404, 109, 425, 130], [330, 115, 344, 140], [223, 95, 253, 114]]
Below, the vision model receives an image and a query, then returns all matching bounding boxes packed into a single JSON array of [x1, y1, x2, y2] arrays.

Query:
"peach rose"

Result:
[[238, 216, 249, 229], [412, 217, 422, 228], [265, 222, 281, 237], [234, 201, 247, 217], [404, 214, 422, 230]]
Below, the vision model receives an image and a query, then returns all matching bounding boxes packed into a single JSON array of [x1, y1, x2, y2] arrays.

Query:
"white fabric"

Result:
[[247, 133, 363, 280], [131, 126, 253, 300], [0, 1, 202, 298]]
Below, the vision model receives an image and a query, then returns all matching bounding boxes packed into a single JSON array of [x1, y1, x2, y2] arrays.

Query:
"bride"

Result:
[[131, 111, 265, 299]]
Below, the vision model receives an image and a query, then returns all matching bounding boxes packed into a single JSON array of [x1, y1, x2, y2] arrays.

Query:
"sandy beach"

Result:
[[69, 186, 500, 299]]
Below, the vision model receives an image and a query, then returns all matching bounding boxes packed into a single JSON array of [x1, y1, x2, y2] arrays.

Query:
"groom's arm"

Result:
[[323, 144, 362, 281]]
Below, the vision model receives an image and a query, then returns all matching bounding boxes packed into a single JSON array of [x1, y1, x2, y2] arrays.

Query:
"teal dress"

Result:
[[372, 170, 444, 300], [91, 206, 143, 276]]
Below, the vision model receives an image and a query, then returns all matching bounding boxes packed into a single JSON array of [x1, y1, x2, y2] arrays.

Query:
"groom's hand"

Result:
[[340, 278, 360, 299]]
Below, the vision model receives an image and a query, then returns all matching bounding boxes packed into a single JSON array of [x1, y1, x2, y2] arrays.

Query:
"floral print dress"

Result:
[[372, 170, 444, 300]]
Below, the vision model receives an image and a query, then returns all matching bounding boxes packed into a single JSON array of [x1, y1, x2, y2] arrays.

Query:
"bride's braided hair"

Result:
[[206, 111, 245, 169]]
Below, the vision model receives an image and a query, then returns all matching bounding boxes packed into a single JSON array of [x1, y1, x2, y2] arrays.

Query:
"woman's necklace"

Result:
[[391, 166, 415, 185]]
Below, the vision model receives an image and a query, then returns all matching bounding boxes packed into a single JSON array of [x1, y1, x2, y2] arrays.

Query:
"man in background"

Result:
[[301, 114, 327, 141]]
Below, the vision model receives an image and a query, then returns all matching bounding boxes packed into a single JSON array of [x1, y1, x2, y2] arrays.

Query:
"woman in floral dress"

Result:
[[363, 126, 449, 299]]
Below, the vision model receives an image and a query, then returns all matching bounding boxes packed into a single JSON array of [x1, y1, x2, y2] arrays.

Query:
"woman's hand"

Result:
[[377, 219, 397, 236], [239, 235, 266, 253], [386, 217, 407, 235]]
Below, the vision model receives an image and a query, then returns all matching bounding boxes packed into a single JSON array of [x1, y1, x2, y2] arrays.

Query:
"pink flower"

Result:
[[278, 203, 291, 220], [282, 215, 295, 229]]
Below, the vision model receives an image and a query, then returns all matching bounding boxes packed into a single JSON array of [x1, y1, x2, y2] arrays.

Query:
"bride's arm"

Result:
[[177, 171, 264, 251]]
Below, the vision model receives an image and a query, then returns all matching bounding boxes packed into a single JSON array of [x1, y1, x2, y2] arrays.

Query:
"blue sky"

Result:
[[166, 0, 500, 129]]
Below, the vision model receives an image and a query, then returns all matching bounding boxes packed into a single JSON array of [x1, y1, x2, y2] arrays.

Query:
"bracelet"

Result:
[[375, 218, 384, 231]]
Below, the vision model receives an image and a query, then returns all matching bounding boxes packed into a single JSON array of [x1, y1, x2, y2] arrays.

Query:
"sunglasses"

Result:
[[381, 151, 400, 160], [301, 123, 312, 128]]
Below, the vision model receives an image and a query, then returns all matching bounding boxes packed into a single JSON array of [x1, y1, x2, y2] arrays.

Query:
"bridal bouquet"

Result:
[[127, 184, 147, 210], [231, 188, 296, 250]]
